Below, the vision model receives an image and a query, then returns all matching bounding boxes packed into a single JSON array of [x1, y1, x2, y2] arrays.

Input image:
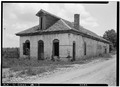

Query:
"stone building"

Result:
[[16, 9, 110, 61]]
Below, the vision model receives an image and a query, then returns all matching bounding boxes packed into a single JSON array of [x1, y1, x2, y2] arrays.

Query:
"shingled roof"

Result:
[[16, 9, 110, 44]]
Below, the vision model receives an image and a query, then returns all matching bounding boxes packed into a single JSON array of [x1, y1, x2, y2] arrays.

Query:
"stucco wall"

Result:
[[20, 33, 72, 59], [19, 33, 109, 60], [68, 33, 110, 60]]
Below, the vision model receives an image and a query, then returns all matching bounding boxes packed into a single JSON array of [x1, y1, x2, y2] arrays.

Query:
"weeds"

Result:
[[2, 48, 19, 59], [2, 52, 114, 82]]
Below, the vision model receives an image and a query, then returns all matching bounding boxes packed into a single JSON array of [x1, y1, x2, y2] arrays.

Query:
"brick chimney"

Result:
[[74, 14, 79, 30]]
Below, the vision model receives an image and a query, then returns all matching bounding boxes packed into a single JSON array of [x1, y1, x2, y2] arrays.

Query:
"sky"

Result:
[[3, 1, 117, 47]]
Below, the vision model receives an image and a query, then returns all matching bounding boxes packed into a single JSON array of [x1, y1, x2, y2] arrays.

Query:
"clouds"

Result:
[[3, 3, 98, 27], [3, 3, 99, 47], [45, 3, 98, 28]]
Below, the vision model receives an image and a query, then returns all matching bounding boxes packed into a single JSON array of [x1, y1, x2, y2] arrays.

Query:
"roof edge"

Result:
[[16, 29, 110, 44]]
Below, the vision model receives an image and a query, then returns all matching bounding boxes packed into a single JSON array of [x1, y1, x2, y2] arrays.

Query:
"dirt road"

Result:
[[15, 55, 116, 86]]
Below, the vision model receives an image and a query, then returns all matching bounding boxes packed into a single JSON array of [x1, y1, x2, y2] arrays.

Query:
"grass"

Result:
[[2, 57, 70, 82], [2, 53, 114, 82], [2, 48, 19, 59]]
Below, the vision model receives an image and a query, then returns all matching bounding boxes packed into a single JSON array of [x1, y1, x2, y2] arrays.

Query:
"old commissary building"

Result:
[[16, 9, 110, 61]]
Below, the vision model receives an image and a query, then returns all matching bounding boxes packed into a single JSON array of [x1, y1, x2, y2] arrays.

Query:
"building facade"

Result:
[[16, 9, 110, 61]]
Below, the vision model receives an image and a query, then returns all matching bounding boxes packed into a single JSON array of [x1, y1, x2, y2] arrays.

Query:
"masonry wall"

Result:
[[20, 33, 72, 59], [68, 33, 110, 60], [19, 33, 109, 60]]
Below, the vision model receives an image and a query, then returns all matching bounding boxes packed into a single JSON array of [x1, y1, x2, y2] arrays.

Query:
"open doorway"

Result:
[[84, 42, 86, 55], [105, 48, 107, 54], [72, 41, 76, 61], [53, 39, 59, 57]]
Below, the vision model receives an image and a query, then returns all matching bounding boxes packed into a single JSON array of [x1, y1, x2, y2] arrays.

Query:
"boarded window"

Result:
[[38, 40, 44, 60]]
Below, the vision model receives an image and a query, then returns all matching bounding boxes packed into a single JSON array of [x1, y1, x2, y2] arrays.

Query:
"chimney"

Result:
[[74, 14, 79, 30]]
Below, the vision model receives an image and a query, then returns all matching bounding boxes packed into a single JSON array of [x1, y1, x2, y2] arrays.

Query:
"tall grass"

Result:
[[2, 48, 19, 59], [2, 52, 114, 83]]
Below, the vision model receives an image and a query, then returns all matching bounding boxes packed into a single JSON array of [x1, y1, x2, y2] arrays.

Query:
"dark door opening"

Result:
[[38, 40, 44, 60], [84, 42, 86, 55], [105, 48, 107, 54], [53, 39, 59, 56], [73, 41, 76, 61]]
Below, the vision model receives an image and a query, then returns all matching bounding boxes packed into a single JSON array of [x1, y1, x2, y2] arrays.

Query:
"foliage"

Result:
[[103, 29, 117, 49], [2, 48, 19, 58]]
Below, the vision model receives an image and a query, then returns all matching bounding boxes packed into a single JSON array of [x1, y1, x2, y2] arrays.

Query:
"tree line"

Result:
[[103, 29, 117, 51]]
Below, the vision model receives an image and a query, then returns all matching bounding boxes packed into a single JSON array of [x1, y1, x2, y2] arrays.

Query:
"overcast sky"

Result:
[[3, 1, 117, 47]]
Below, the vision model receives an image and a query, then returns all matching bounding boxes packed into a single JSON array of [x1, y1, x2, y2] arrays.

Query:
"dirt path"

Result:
[[15, 55, 116, 86]]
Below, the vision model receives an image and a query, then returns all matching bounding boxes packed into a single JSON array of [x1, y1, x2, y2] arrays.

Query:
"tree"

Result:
[[103, 29, 117, 50]]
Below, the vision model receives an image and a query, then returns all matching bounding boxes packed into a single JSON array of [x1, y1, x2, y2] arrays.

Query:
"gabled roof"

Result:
[[15, 19, 71, 35], [62, 19, 109, 43], [16, 9, 110, 44], [36, 9, 61, 19]]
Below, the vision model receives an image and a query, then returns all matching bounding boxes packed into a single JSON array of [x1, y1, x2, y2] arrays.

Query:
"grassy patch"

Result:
[[2, 53, 114, 82], [2, 58, 69, 82]]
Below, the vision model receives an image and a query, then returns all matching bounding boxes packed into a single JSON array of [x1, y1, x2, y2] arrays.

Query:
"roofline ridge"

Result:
[[60, 19, 72, 29], [36, 9, 61, 19]]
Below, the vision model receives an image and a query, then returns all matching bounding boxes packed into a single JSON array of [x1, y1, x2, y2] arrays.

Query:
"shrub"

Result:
[[2, 48, 19, 58], [99, 53, 112, 58]]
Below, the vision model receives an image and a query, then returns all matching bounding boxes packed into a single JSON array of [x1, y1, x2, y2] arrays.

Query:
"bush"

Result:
[[99, 53, 112, 58], [2, 48, 19, 58], [110, 50, 116, 55]]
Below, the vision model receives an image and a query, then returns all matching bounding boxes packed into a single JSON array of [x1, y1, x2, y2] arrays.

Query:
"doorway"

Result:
[[53, 39, 59, 56], [73, 41, 76, 61], [84, 42, 86, 55], [105, 48, 107, 54], [38, 40, 44, 60]]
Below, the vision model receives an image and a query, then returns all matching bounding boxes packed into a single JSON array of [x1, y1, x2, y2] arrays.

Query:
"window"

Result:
[[23, 40, 30, 55]]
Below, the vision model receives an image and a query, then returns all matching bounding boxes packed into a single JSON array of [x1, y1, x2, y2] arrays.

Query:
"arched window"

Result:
[[23, 40, 30, 55]]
